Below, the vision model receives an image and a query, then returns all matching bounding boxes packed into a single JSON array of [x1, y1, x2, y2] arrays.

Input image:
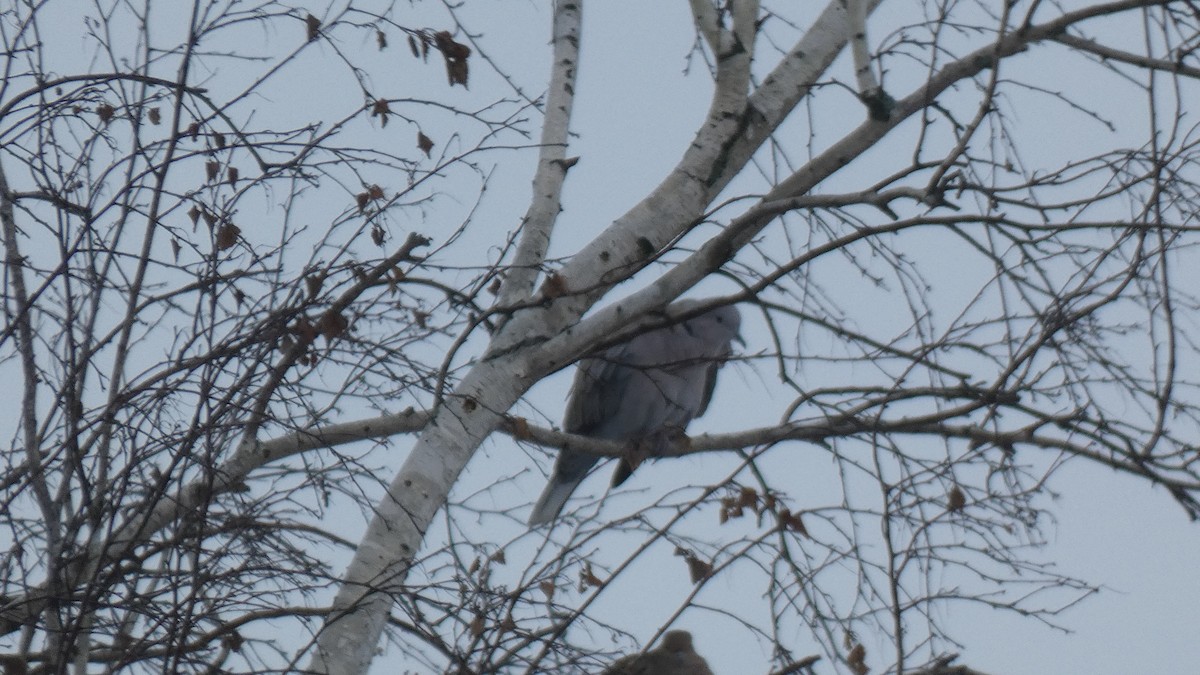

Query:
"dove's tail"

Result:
[[527, 476, 582, 526]]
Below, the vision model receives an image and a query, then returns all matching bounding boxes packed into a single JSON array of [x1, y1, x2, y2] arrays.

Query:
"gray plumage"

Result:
[[600, 630, 715, 675], [528, 300, 741, 526]]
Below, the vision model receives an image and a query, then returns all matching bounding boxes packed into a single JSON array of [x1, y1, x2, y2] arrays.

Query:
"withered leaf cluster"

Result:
[[432, 30, 471, 88]]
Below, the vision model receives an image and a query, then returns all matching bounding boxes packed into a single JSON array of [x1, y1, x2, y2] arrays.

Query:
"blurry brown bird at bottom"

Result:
[[600, 630, 715, 675]]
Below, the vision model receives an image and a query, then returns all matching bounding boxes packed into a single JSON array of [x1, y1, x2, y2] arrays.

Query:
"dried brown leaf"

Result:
[[579, 562, 604, 590], [417, 131, 434, 157], [738, 486, 759, 509], [446, 59, 469, 88], [305, 14, 321, 42], [779, 508, 809, 537], [948, 485, 966, 512], [433, 31, 471, 87], [848, 644, 868, 675], [684, 555, 712, 584], [675, 547, 713, 583], [372, 98, 390, 126], [719, 495, 746, 524], [215, 222, 240, 251], [763, 492, 777, 513], [148, 107, 161, 125]]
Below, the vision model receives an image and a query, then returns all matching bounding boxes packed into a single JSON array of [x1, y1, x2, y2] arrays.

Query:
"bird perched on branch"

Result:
[[600, 630, 715, 675], [528, 300, 741, 526]]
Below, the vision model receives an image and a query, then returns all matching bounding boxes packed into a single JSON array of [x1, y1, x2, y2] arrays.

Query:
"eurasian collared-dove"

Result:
[[527, 300, 741, 526], [600, 630, 715, 675]]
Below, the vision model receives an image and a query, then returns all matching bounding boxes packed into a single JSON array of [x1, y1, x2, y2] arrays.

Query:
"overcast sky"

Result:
[[6, 1, 1200, 674], [451, 3, 1200, 673]]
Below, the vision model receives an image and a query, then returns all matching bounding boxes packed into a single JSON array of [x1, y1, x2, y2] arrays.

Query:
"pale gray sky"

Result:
[[4, 2, 1199, 674]]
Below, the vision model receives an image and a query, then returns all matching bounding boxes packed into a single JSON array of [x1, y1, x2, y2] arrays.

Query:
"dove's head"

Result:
[[674, 300, 742, 348], [660, 630, 696, 654]]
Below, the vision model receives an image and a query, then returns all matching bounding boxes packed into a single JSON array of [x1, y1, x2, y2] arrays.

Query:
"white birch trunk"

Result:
[[307, 1, 878, 672]]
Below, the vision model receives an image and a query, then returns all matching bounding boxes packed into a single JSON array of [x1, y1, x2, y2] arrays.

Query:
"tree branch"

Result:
[[494, 0, 582, 311]]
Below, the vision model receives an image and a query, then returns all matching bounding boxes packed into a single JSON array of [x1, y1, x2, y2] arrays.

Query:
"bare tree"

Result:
[[3, 1, 1200, 674]]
